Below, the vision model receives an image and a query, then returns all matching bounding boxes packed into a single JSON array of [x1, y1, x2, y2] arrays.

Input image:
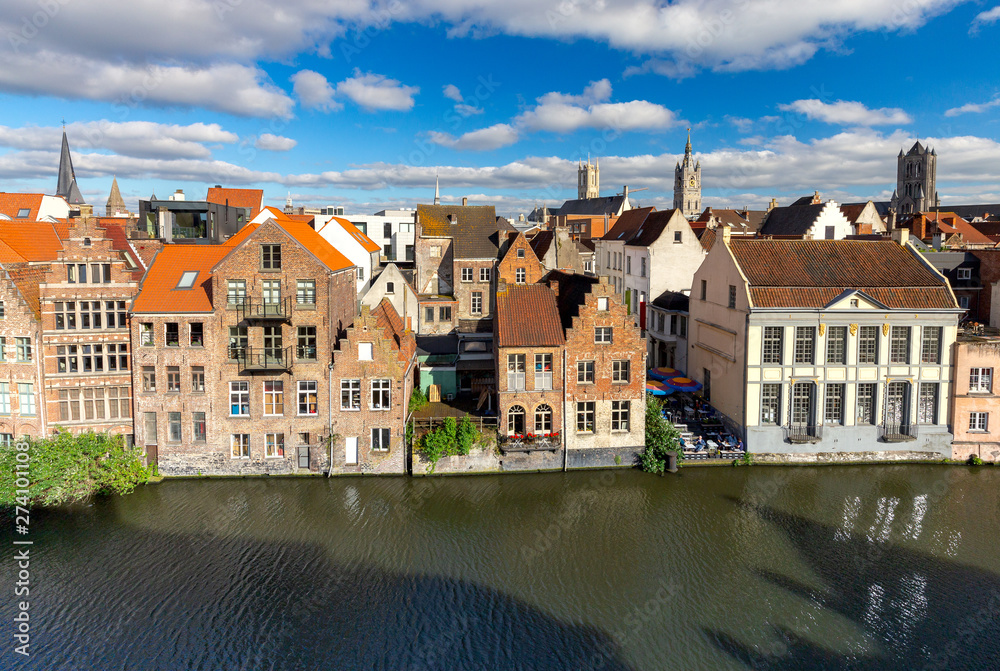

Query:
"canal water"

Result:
[[2, 466, 999, 670]]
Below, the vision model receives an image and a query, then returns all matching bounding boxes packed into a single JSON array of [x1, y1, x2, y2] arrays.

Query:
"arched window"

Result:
[[535, 404, 552, 433], [915, 163, 921, 177], [507, 405, 525, 435]]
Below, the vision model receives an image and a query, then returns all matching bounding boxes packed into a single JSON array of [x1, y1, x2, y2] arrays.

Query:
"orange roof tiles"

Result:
[[206, 187, 264, 219], [5, 263, 50, 318], [329, 216, 381, 253], [0, 221, 64, 261], [132, 245, 230, 313], [0, 193, 43, 221], [372, 298, 416, 363], [0, 239, 26, 264]]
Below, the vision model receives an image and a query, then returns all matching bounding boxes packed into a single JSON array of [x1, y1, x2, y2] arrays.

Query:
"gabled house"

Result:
[[0, 193, 72, 222], [529, 228, 593, 274], [361, 263, 418, 332], [315, 215, 381, 294], [839, 201, 886, 235], [760, 200, 854, 240]]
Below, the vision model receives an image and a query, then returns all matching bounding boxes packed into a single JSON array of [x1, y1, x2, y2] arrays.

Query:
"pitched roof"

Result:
[[601, 207, 653, 242], [944, 204, 1000, 221], [0, 193, 44, 221], [698, 227, 716, 252], [132, 245, 230, 313], [529, 230, 554, 259], [544, 270, 599, 331], [651, 290, 689, 312], [417, 204, 502, 258], [922, 212, 995, 245], [206, 187, 264, 219], [496, 284, 565, 347], [223, 216, 354, 273], [554, 195, 627, 217], [760, 203, 826, 236], [319, 216, 380, 253], [5, 263, 51, 319], [99, 222, 145, 271], [627, 209, 684, 247], [0, 239, 26, 264], [371, 298, 416, 364], [0, 221, 64, 261], [839, 204, 868, 223], [728, 239, 956, 310]]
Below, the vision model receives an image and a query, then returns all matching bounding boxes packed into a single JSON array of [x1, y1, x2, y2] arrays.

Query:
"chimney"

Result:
[[623, 185, 629, 200], [892, 228, 910, 247], [811, 190, 821, 205], [215, 184, 222, 188], [721, 226, 732, 244], [462, 197, 468, 206], [767, 197, 778, 211]]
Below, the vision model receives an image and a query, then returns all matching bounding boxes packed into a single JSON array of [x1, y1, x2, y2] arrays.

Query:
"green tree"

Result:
[[455, 416, 479, 456], [640, 397, 682, 474], [0, 430, 152, 507], [409, 387, 428, 413]]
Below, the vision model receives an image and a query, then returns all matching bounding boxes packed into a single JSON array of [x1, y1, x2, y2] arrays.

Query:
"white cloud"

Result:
[[971, 6, 1000, 32], [255, 133, 298, 151], [778, 99, 912, 126], [0, 121, 237, 159], [454, 104, 484, 117], [944, 95, 1000, 116], [336, 70, 418, 111], [443, 84, 463, 102], [516, 79, 677, 133], [291, 70, 341, 112], [428, 124, 519, 151]]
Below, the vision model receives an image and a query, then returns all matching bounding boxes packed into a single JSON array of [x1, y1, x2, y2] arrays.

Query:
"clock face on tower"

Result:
[[689, 177, 696, 187]]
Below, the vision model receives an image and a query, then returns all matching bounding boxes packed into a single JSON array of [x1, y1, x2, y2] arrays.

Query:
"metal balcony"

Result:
[[236, 296, 291, 322], [879, 423, 917, 443], [784, 424, 822, 444], [498, 434, 562, 453], [236, 346, 292, 373]]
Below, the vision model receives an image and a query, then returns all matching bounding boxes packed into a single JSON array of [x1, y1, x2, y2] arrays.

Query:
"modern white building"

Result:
[[316, 209, 417, 265], [315, 217, 381, 295]]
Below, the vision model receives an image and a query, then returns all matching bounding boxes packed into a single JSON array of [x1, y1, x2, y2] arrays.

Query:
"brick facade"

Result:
[[0, 269, 44, 441], [497, 232, 544, 286]]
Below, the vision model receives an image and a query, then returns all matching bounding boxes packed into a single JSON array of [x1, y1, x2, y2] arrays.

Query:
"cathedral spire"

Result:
[[434, 171, 440, 205], [106, 175, 126, 216], [56, 129, 85, 205], [685, 128, 692, 156]]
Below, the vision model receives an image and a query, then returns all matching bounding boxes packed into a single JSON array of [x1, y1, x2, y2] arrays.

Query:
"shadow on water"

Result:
[[706, 495, 1000, 671], [2, 506, 636, 671]]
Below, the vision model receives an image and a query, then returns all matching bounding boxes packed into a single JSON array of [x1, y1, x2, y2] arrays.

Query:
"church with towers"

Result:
[[890, 141, 939, 215], [673, 130, 701, 219]]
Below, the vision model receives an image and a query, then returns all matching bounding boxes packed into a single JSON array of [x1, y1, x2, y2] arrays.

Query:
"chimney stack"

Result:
[[462, 197, 468, 206]]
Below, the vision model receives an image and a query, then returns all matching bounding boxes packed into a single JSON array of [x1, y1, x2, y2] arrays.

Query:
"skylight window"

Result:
[[176, 271, 199, 289], [16, 208, 30, 218]]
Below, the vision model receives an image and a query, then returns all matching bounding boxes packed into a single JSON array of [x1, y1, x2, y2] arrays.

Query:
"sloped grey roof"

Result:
[[944, 204, 1000, 221], [760, 203, 825, 236], [554, 195, 627, 217], [651, 290, 689, 312], [417, 204, 502, 259]]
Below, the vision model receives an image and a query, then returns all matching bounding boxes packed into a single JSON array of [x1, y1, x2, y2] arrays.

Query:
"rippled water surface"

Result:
[[3, 466, 1000, 670]]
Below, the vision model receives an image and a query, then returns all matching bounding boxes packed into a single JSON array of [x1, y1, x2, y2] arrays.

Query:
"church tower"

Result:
[[56, 128, 85, 206], [673, 130, 701, 219], [891, 141, 938, 215], [106, 176, 127, 216], [578, 157, 599, 199]]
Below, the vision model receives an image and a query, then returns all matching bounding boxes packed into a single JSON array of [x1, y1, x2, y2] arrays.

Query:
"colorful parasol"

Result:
[[663, 376, 703, 392], [645, 380, 671, 396], [648, 367, 680, 381]]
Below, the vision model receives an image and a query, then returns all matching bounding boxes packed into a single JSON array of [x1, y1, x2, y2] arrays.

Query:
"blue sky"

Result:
[[2, 0, 1000, 218]]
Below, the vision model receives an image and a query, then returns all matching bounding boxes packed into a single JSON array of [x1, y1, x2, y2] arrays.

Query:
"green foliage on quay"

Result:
[[419, 416, 481, 473], [0, 430, 152, 507], [640, 397, 682, 474], [409, 387, 429, 413], [733, 452, 755, 467]]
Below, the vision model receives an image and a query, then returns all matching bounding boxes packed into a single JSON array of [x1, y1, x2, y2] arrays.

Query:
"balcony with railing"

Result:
[[879, 423, 917, 442], [498, 433, 562, 453], [235, 296, 291, 322], [235, 346, 292, 372], [784, 424, 822, 444]]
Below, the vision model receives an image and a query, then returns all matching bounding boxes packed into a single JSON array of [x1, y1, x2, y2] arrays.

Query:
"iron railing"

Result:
[[879, 423, 917, 442], [236, 296, 291, 321], [784, 424, 822, 444], [236, 346, 292, 372], [498, 434, 562, 453]]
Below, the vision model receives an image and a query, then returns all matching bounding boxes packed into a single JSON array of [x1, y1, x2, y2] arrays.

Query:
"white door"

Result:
[[345, 437, 358, 465]]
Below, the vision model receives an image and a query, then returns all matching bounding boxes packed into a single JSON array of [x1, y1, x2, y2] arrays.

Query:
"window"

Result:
[[826, 326, 847, 365], [371, 379, 390, 410], [371, 428, 390, 452], [850, 299, 859, 308], [230, 381, 249, 416], [507, 405, 526, 435], [144, 413, 157, 445], [957, 268, 972, 280], [231, 434, 250, 458], [297, 326, 317, 360], [640, 257, 647, 278], [15, 337, 31, 362], [18, 383, 34, 416], [858, 326, 878, 364], [228, 326, 247, 360], [958, 296, 970, 309], [227, 279, 246, 305], [517, 248, 525, 259], [381, 245, 391, 261], [176, 270, 198, 289], [920, 326, 941, 364], [471, 292, 482, 315], [791, 382, 813, 427], [298, 380, 318, 415], [970, 412, 989, 432], [296, 280, 316, 305], [263, 381, 284, 415], [612, 360, 630, 383], [16, 207, 29, 218], [576, 401, 595, 433], [386, 281, 395, 294], [535, 354, 552, 390], [439, 306, 452, 321], [358, 266, 366, 282], [824, 384, 844, 424], [679, 316, 687, 338], [0, 301, 4, 318], [611, 400, 630, 431], [886, 382, 909, 427], [461, 267, 473, 282], [918, 383, 938, 424], [793, 327, 815, 364], [139, 323, 152, 346], [262, 280, 281, 312], [763, 327, 783, 364], [595, 327, 612, 344], [890, 326, 910, 364], [57, 345, 79, 373], [261, 244, 281, 270], [358, 342, 373, 360], [597, 297, 609, 311], [384, 221, 393, 238], [626, 256, 631, 275], [577, 360, 594, 383], [700, 279, 707, 300], [190, 366, 205, 393], [856, 383, 876, 425], [167, 412, 182, 442], [54, 301, 74, 330], [430, 245, 441, 258], [341, 379, 361, 410], [535, 404, 552, 433], [970, 368, 993, 393], [424, 307, 434, 323], [674, 231, 682, 243], [142, 366, 156, 392], [516, 267, 526, 284], [265, 433, 284, 458], [657, 313, 665, 333], [58, 389, 80, 421], [166, 366, 180, 393], [0, 383, 9, 414], [190, 322, 203, 346], [193, 412, 206, 442], [761, 384, 781, 424], [479, 267, 490, 282], [507, 354, 526, 391], [728, 285, 736, 309]]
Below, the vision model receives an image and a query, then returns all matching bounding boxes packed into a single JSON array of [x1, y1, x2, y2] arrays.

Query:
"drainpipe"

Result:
[[562, 348, 568, 471], [35, 330, 46, 435]]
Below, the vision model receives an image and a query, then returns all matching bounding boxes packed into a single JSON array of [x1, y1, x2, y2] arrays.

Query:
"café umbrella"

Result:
[[645, 380, 671, 396], [648, 367, 680, 381], [664, 376, 703, 393]]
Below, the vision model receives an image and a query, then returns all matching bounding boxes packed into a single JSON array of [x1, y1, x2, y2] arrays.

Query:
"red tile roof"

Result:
[[99, 222, 145, 271], [132, 245, 230, 313], [496, 284, 565, 347], [206, 187, 264, 219], [372, 298, 416, 363], [0, 193, 44, 221], [0, 239, 26, 263], [923, 211, 995, 245], [5, 263, 50, 318], [728, 238, 956, 310], [0, 221, 64, 261], [601, 207, 653, 242]]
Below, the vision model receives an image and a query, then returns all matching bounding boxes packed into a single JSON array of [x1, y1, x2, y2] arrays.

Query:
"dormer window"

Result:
[[386, 282, 395, 294], [16, 208, 30, 218], [448, 214, 458, 224], [957, 268, 972, 280], [83, 237, 91, 247]]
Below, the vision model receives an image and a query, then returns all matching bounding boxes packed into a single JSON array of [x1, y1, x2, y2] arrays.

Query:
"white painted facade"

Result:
[[362, 263, 419, 332], [317, 210, 417, 265], [314, 217, 381, 295]]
